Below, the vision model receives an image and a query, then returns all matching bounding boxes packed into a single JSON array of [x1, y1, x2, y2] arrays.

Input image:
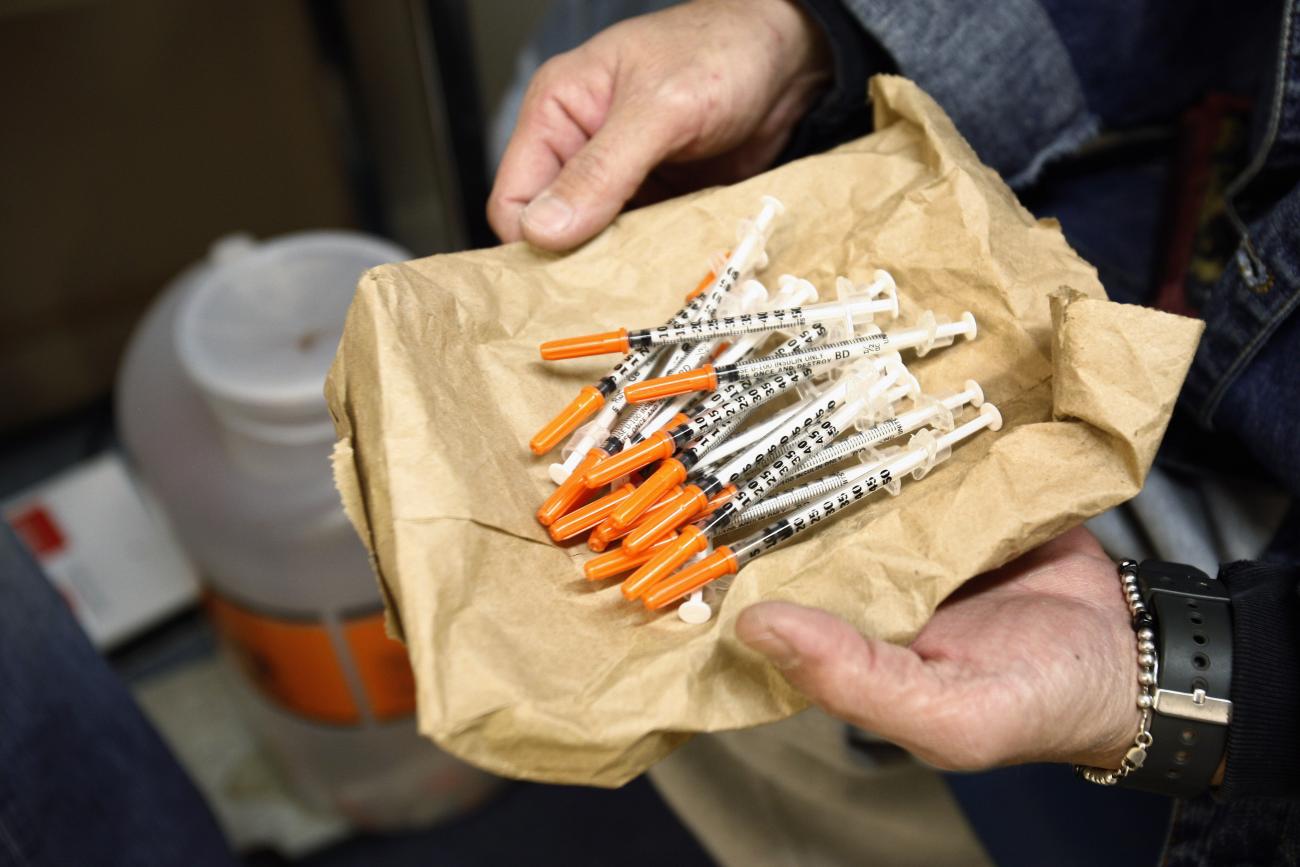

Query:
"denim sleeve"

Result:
[[1180, 181, 1300, 500], [785, 0, 886, 159], [795, 0, 1099, 188]]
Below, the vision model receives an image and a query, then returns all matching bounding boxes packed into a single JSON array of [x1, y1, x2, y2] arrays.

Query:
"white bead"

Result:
[[1137, 628, 1155, 640]]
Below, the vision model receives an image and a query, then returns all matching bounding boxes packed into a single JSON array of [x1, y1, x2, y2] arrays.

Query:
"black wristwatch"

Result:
[[1118, 560, 1233, 797]]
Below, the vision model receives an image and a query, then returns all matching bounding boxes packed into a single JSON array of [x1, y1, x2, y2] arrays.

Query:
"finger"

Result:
[[488, 130, 565, 243], [520, 97, 686, 250], [736, 601, 939, 741], [488, 61, 603, 243]]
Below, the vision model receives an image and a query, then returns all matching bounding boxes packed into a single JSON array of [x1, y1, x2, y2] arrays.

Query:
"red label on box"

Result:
[[9, 505, 66, 558]]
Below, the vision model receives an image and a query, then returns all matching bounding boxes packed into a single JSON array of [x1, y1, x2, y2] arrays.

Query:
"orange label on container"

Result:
[[343, 614, 417, 720], [205, 592, 416, 725]]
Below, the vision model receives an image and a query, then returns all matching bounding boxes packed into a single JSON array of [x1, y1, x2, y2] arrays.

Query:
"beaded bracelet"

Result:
[[1074, 560, 1157, 785]]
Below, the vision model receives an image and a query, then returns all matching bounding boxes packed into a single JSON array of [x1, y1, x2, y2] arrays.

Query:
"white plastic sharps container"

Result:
[[117, 231, 500, 828]]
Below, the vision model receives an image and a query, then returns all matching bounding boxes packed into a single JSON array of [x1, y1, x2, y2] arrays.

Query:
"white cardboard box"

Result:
[[5, 452, 200, 648]]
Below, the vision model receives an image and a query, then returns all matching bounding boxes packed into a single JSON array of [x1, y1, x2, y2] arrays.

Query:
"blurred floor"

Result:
[[131, 642, 714, 866]]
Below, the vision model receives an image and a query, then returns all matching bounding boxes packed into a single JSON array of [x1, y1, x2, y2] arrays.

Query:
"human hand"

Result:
[[736, 527, 1143, 770], [488, 0, 830, 250]]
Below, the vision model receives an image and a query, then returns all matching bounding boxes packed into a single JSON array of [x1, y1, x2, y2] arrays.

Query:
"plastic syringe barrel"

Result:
[[701, 354, 893, 471], [675, 322, 829, 431], [707, 366, 871, 486], [612, 306, 829, 461], [697, 369, 899, 535], [713, 312, 976, 385], [721, 466, 865, 531], [614, 337, 732, 452], [585, 198, 781, 398], [763, 380, 980, 491], [727, 404, 1001, 568], [674, 366, 819, 463], [625, 293, 896, 349]]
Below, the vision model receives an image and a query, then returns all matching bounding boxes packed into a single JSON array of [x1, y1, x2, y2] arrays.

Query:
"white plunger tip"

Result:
[[739, 279, 769, 309], [965, 379, 984, 407], [872, 268, 897, 296], [793, 278, 818, 306], [980, 402, 1003, 431], [548, 463, 571, 485], [760, 194, 785, 216], [961, 311, 978, 339], [678, 595, 713, 624]]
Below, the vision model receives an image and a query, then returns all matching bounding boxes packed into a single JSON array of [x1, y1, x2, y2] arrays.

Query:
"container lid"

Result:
[[176, 231, 410, 444]]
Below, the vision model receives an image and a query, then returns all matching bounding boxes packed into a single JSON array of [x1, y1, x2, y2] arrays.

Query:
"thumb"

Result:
[[521, 100, 681, 251], [736, 601, 940, 746]]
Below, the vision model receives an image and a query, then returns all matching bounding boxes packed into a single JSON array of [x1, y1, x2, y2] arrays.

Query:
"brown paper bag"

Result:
[[326, 76, 1204, 786]]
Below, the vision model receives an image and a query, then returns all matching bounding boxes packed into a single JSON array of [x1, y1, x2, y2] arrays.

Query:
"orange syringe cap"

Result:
[[587, 520, 619, 553], [622, 486, 708, 554], [549, 483, 634, 542], [583, 533, 679, 582], [624, 366, 718, 403], [530, 385, 604, 455], [621, 525, 707, 600], [582, 431, 675, 488], [644, 546, 739, 610], [591, 483, 682, 550], [608, 459, 688, 530], [536, 449, 603, 527], [540, 329, 630, 360]]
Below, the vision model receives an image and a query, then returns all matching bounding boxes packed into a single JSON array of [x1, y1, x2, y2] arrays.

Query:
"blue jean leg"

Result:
[[0, 525, 235, 867]]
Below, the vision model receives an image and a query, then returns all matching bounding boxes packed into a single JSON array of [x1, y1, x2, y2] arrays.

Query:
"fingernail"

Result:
[[742, 626, 800, 670], [522, 192, 573, 236]]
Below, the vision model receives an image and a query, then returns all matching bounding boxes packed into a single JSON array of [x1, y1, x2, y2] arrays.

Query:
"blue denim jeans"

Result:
[[0, 525, 235, 867]]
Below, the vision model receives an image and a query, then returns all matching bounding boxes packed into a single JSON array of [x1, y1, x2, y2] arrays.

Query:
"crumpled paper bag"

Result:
[[325, 76, 1204, 786]]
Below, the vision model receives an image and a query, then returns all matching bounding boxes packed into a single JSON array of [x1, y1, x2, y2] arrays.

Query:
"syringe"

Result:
[[583, 532, 684, 581], [619, 383, 986, 593], [546, 279, 777, 485], [641, 403, 1004, 610], [548, 479, 684, 543], [766, 381, 982, 494], [587, 485, 732, 553], [636, 276, 821, 438], [693, 360, 913, 472], [623, 311, 978, 403], [539, 271, 898, 359], [576, 312, 840, 491], [529, 195, 782, 455], [617, 366, 915, 596], [580, 363, 822, 490], [674, 375, 953, 544], [721, 453, 897, 534], [615, 360, 899, 550], [538, 345, 726, 525]]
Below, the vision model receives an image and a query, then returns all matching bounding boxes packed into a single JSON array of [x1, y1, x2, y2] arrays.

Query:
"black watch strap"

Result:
[[1118, 560, 1232, 797]]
